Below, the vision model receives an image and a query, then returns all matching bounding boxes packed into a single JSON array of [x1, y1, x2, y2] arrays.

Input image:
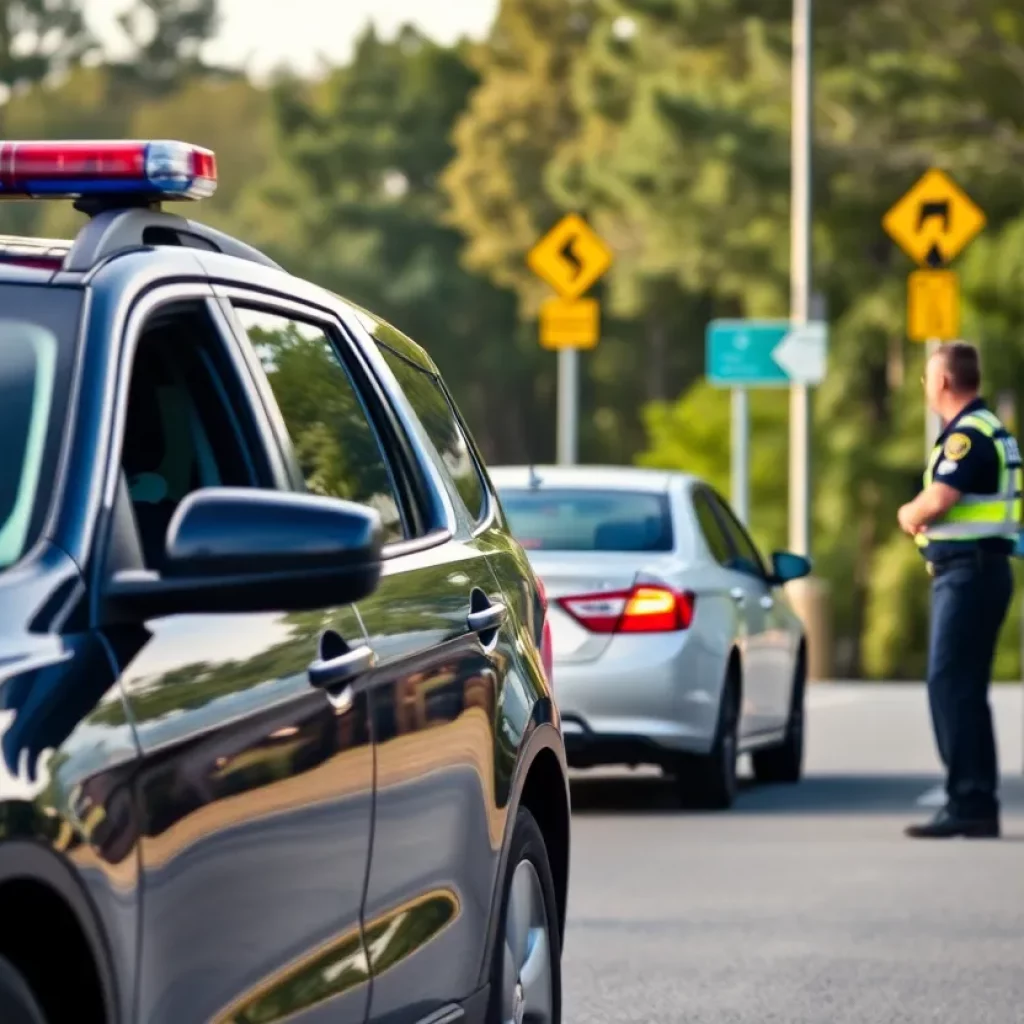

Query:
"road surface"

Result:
[[563, 683, 1024, 1023]]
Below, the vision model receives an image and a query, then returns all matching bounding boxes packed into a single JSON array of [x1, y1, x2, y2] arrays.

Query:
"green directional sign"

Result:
[[706, 319, 827, 387]]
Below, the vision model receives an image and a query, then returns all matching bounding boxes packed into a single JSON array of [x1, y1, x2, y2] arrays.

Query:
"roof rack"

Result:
[[0, 234, 73, 270], [62, 207, 283, 273]]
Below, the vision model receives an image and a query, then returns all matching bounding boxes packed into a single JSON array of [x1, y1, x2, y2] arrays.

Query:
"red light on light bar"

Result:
[[0, 140, 217, 201], [558, 585, 695, 634]]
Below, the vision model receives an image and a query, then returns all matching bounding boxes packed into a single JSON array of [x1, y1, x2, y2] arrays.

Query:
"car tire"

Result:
[[0, 957, 47, 1024], [677, 664, 740, 811], [751, 648, 806, 785], [487, 807, 562, 1024]]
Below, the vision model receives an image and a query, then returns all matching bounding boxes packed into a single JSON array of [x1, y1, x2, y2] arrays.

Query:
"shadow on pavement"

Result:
[[570, 771, 1024, 818]]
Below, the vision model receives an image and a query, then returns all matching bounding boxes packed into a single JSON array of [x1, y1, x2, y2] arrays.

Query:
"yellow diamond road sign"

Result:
[[883, 169, 985, 267], [527, 214, 613, 300], [539, 297, 599, 350], [907, 269, 960, 343]]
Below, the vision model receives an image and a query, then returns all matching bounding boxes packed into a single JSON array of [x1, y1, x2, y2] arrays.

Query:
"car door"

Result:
[[357, 336, 515, 1024], [94, 291, 376, 1024], [224, 297, 491, 1021], [703, 489, 789, 734]]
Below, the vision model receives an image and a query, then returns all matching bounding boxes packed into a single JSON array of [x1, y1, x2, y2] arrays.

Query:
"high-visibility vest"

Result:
[[915, 408, 1023, 548]]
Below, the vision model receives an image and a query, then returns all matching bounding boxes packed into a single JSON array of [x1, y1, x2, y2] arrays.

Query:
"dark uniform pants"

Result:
[[927, 551, 1013, 819]]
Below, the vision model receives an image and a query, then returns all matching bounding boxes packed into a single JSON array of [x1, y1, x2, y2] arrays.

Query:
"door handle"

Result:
[[729, 587, 746, 605], [308, 644, 376, 691], [467, 601, 507, 634], [760, 594, 775, 610]]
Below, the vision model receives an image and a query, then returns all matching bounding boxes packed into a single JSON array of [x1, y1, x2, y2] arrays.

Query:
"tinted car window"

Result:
[[234, 307, 404, 542], [693, 490, 732, 564], [499, 488, 673, 552], [708, 490, 768, 577], [0, 285, 81, 570], [378, 344, 487, 524]]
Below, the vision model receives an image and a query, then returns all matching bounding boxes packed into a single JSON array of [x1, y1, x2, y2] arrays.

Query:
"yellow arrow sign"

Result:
[[907, 269, 960, 342], [883, 169, 985, 267], [527, 214, 613, 299]]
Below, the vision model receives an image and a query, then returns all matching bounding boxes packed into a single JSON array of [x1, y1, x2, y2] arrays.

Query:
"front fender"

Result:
[[475, 698, 569, 987]]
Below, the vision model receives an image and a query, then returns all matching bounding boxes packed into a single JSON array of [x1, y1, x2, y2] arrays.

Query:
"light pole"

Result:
[[789, 0, 812, 559]]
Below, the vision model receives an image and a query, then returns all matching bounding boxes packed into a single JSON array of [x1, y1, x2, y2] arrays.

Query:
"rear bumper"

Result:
[[552, 631, 722, 764]]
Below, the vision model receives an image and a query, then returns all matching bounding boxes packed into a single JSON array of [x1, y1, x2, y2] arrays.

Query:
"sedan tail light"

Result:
[[558, 584, 695, 634]]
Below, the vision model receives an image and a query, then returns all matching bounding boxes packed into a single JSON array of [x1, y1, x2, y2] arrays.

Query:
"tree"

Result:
[[557, 0, 1024, 676], [0, 0, 93, 129], [114, 0, 222, 95], [638, 381, 789, 558], [442, 0, 597, 314], [241, 26, 538, 461]]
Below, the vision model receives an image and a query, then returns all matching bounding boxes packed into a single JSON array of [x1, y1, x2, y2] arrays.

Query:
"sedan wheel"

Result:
[[490, 808, 562, 1024], [676, 671, 740, 810]]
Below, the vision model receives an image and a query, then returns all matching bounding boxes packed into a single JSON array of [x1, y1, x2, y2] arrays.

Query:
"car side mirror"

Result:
[[103, 488, 384, 622], [769, 550, 812, 586]]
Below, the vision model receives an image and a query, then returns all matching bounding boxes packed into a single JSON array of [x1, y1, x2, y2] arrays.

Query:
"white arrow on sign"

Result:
[[772, 321, 827, 384]]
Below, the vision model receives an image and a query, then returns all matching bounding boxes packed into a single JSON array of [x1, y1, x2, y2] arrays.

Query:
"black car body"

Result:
[[0, 173, 568, 1024]]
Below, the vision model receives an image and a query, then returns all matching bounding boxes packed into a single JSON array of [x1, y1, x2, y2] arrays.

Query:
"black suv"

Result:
[[0, 141, 568, 1024]]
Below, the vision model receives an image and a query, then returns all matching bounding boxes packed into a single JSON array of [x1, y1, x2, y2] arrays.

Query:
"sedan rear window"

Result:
[[0, 285, 80, 570], [498, 488, 674, 552]]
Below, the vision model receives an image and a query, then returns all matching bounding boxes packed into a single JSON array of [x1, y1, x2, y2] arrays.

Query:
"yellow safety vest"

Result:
[[915, 408, 1023, 548]]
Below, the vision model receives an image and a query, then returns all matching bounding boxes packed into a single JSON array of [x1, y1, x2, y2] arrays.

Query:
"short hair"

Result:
[[934, 341, 981, 393]]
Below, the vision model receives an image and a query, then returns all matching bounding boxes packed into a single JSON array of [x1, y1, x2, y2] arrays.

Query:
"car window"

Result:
[[122, 307, 259, 569], [707, 490, 768, 577], [377, 343, 488, 525], [233, 307, 404, 544], [0, 285, 81, 571], [498, 488, 673, 552], [692, 490, 732, 565]]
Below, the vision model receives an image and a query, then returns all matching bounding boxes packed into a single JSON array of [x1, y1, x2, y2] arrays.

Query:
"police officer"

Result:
[[898, 342, 1020, 839]]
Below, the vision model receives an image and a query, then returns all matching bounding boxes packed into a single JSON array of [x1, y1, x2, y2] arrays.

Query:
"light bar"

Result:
[[0, 140, 217, 201]]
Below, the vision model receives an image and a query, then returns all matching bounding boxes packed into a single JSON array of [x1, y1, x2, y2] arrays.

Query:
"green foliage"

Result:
[[4, 0, 1024, 678], [114, 0, 223, 94], [638, 381, 788, 557], [0, 0, 93, 101], [238, 26, 548, 462]]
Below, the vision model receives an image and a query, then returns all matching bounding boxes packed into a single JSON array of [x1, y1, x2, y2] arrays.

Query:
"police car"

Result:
[[0, 141, 567, 1024]]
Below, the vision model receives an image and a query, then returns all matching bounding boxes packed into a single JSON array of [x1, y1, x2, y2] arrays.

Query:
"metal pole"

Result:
[[557, 347, 578, 465], [924, 338, 941, 459], [789, 0, 812, 558], [731, 388, 751, 525]]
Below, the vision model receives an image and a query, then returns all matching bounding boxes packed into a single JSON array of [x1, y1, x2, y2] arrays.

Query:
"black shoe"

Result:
[[904, 808, 1000, 839]]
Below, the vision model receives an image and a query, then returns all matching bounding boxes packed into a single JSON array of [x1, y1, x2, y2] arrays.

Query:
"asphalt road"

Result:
[[562, 683, 1024, 1024]]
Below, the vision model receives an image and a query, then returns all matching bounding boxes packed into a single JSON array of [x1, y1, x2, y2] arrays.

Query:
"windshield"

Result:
[[499, 488, 674, 552], [0, 285, 80, 570]]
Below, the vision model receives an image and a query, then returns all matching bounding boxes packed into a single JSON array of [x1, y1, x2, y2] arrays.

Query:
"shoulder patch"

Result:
[[944, 432, 972, 461]]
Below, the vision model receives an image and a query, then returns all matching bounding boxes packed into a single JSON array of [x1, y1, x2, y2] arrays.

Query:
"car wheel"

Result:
[[751, 648, 806, 785], [488, 807, 562, 1024], [677, 665, 740, 810], [0, 957, 46, 1024]]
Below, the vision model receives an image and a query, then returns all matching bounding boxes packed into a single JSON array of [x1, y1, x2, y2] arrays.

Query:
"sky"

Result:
[[84, 0, 500, 77]]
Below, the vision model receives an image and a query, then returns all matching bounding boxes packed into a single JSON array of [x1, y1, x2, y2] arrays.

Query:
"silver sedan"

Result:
[[489, 465, 811, 809]]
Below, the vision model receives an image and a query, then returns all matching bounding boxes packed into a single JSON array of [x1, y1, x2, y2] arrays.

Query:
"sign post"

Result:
[[527, 214, 613, 465], [706, 319, 828, 526], [731, 389, 750, 525], [882, 168, 986, 459]]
